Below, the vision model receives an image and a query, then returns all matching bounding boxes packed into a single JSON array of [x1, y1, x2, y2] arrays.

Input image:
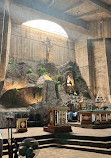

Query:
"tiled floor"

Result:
[[1, 126, 111, 139]]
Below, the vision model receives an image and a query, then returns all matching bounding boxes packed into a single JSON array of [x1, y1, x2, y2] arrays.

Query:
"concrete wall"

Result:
[[8, 2, 75, 67], [90, 39, 109, 98], [105, 39, 111, 97], [89, 19, 111, 39], [75, 40, 90, 88], [75, 38, 110, 100], [9, 21, 75, 67], [74, 19, 111, 100]]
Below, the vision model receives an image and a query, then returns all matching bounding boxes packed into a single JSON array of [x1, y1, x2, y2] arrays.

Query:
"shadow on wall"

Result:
[[0, 81, 4, 95], [15, 112, 48, 127]]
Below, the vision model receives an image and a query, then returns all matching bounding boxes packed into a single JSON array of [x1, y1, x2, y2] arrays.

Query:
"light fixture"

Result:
[[77, 11, 81, 14]]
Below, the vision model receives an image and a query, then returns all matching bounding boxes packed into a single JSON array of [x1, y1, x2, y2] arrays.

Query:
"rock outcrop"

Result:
[[0, 61, 97, 128]]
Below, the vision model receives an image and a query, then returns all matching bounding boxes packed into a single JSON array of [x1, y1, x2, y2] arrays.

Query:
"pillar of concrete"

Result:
[[0, 0, 11, 94]]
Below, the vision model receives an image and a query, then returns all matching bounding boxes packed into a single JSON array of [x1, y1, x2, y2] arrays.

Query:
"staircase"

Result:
[[2, 133, 111, 156], [53, 134, 111, 155]]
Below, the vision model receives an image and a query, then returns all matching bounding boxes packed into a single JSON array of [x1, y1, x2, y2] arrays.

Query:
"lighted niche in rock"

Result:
[[3, 78, 27, 92], [66, 73, 75, 94], [1, 74, 58, 107], [0, 86, 43, 107]]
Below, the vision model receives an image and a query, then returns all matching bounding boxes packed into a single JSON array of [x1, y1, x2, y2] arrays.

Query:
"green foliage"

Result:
[[38, 88, 42, 96], [37, 66, 47, 76], [76, 74, 84, 84], [56, 74, 63, 82], [37, 87, 43, 101], [11, 88, 19, 104], [27, 68, 33, 74], [77, 74, 82, 79], [67, 65, 73, 71], [8, 61, 14, 64], [56, 81, 62, 85], [38, 97, 41, 101], [38, 85, 43, 89], [8, 61, 16, 70], [14, 88, 19, 92], [27, 68, 37, 77], [55, 83, 59, 99]]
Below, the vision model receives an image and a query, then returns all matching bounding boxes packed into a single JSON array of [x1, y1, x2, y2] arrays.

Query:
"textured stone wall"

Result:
[[0, 113, 8, 128], [42, 80, 58, 107]]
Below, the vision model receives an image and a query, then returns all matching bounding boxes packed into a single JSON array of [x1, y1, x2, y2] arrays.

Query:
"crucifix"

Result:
[[42, 37, 53, 62]]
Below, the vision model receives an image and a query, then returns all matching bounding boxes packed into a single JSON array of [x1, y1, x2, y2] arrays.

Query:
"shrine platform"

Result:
[[44, 125, 72, 133], [69, 122, 111, 129]]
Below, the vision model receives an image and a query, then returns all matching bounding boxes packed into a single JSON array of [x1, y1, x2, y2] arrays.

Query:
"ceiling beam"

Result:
[[64, 0, 85, 13], [12, 0, 88, 29], [76, 9, 101, 19], [48, 0, 55, 7], [89, 0, 111, 15]]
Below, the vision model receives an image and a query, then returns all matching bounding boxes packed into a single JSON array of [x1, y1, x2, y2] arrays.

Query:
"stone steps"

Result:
[[54, 135, 111, 155], [2, 134, 54, 156], [55, 138, 111, 149], [2, 133, 111, 156], [56, 144, 111, 155]]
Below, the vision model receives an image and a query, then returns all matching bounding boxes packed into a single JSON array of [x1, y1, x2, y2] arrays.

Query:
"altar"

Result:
[[16, 118, 29, 132], [79, 110, 111, 124], [44, 107, 72, 133]]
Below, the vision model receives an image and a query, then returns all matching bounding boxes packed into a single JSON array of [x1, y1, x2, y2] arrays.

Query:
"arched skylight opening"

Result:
[[23, 20, 68, 38]]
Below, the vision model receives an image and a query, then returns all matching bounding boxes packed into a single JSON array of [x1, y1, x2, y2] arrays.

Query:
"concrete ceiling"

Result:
[[42, 0, 111, 21], [12, 0, 111, 32]]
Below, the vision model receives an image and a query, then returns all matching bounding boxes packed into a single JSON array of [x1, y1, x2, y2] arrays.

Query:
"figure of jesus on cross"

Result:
[[42, 37, 53, 63]]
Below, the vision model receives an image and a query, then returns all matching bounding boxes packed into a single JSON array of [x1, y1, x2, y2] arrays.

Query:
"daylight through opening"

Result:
[[23, 20, 68, 37]]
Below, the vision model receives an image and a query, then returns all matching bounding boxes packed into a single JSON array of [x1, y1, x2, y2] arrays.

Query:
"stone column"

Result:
[[75, 40, 90, 89], [87, 39, 110, 100], [0, 0, 11, 94], [105, 38, 111, 102]]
